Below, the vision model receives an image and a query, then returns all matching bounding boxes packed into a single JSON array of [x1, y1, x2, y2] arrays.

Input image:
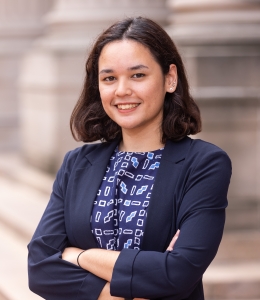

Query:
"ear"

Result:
[[165, 64, 178, 93]]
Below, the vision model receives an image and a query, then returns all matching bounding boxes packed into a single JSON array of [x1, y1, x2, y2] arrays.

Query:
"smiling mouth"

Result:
[[117, 104, 139, 110]]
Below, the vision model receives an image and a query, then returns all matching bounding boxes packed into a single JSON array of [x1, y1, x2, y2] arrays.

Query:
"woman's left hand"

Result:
[[62, 247, 83, 265]]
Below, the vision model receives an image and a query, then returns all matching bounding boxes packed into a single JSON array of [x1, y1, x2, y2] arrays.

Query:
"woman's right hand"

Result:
[[97, 229, 181, 300], [98, 282, 148, 300], [98, 282, 124, 300], [166, 229, 180, 251]]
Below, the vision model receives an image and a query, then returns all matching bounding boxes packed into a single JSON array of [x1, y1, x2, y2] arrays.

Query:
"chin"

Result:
[[115, 120, 140, 130]]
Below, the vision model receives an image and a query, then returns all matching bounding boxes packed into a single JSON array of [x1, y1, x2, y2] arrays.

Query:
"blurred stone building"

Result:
[[1, 0, 260, 227], [0, 0, 53, 150], [1, 1, 260, 297]]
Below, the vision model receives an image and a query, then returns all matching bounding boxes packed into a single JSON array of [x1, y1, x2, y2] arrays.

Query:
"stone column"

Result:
[[19, 0, 169, 173], [166, 0, 260, 230], [0, 0, 54, 150]]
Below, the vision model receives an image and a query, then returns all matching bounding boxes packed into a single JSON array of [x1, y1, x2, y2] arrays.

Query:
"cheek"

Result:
[[144, 75, 165, 95], [99, 90, 113, 116], [145, 84, 166, 103], [99, 86, 113, 103], [99, 93, 108, 109]]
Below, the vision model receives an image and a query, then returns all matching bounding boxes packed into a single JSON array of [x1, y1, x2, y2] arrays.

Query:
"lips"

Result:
[[117, 104, 139, 110]]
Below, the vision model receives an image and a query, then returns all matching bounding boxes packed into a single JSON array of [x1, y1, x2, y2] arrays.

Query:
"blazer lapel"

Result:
[[141, 137, 192, 251], [67, 139, 119, 249]]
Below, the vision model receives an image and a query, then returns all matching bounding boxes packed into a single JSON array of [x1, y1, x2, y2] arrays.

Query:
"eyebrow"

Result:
[[99, 69, 113, 75], [128, 64, 149, 71], [99, 64, 149, 75]]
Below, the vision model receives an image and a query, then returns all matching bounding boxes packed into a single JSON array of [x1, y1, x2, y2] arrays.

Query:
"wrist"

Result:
[[77, 250, 86, 268]]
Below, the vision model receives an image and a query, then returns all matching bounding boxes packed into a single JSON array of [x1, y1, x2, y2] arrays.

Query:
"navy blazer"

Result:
[[28, 137, 231, 300]]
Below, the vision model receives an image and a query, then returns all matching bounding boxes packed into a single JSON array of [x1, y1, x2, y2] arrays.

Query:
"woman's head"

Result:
[[70, 17, 201, 142]]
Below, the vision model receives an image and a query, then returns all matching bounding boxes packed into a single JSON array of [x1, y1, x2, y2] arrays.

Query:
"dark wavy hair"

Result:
[[70, 17, 201, 143]]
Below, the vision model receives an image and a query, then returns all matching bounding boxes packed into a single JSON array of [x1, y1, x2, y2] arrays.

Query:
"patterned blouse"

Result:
[[91, 147, 164, 251]]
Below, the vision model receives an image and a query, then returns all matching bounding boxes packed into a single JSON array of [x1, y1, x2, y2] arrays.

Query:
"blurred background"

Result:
[[0, 0, 260, 299]]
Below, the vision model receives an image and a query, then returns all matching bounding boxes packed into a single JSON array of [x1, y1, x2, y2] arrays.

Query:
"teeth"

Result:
[[117, 104, 139, 110]]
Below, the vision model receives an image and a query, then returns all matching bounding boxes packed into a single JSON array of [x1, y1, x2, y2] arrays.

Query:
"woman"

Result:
[[28, 17, 231, 300]]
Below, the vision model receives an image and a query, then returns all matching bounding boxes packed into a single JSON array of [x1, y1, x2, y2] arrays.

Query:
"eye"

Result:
[[132, 73, 145, 78], [103, 76, 116, 82]]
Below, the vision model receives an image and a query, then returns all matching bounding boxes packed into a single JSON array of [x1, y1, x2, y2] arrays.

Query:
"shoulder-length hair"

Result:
[[70, 17, 201, 143]]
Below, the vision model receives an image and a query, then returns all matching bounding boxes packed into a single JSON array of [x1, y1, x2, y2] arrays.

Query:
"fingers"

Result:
[[166, 229, 180, 251], [98, 283, 125, 300]]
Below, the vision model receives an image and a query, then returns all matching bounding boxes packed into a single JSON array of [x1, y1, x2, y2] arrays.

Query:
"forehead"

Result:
[[98, 39, 157, 69]]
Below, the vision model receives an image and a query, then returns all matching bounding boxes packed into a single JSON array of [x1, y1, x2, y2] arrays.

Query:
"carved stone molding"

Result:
[[166, 0, 260, 44], [37, 0, 169, 51]]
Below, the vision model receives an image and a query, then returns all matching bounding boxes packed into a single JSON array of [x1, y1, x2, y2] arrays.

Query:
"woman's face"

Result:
[[98, 39, 176, 136]]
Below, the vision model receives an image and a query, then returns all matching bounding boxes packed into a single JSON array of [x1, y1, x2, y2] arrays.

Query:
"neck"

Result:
[[119, 127, 164, 152]]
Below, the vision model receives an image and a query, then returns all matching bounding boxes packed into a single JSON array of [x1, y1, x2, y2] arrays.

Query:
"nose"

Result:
[[115, 79, 132, 97]]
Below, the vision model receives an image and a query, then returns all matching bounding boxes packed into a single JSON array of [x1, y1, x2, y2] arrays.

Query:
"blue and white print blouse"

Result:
[[91, 147, 164, 251]]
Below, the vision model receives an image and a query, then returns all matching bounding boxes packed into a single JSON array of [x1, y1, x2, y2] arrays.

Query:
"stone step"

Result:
[[203, 230, 260, 299], [0, 290, 10, 300], [0, 221, 42, 300], [0, 176, 49, 241], [0, 174, 48, 300], [216, 230, 260, 262], [225, 199, 260, 230], [0, 152, 54, 195], [204, 260, 260, 299]]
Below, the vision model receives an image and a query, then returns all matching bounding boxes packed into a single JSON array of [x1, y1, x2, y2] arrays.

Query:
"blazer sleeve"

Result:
[[27, 151, 106, 300], [110, 147, 232, 299]]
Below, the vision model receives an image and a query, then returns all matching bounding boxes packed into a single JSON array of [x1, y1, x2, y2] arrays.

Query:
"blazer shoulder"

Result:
[[63, 141, 113, 169], [190, 138, 229, 155], [55, 141, 115, 192], [66, 142, 103, 160], [188, 138, 232, 168]]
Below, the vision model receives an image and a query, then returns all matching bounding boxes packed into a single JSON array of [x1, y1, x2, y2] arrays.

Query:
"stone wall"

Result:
[[0, 0, 54, 150], [167, 0, 260, 229]]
